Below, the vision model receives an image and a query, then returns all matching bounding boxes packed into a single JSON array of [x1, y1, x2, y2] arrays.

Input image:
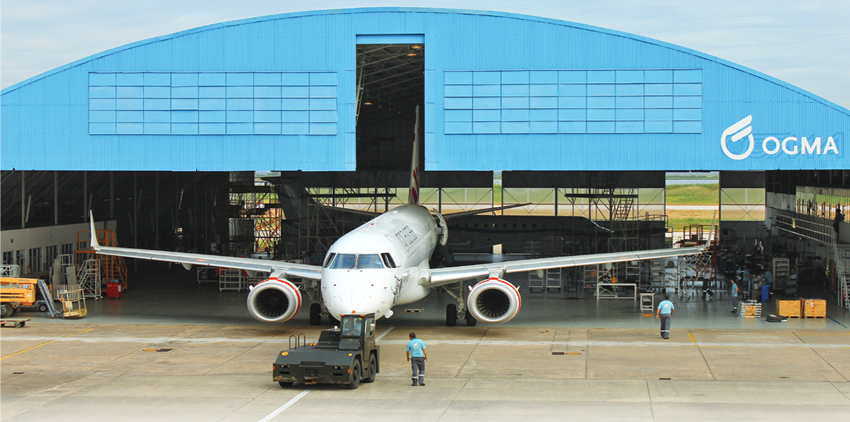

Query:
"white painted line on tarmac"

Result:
[[376, 326, 394, 341], [259, 388, 310, 422]]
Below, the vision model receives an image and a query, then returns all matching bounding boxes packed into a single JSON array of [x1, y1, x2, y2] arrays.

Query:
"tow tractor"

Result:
[[273, 313, 379, 389]]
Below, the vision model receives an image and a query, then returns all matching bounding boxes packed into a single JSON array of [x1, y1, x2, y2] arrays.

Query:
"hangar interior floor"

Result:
[[2, 267, 850, 422], [22, 265, 850, 330]]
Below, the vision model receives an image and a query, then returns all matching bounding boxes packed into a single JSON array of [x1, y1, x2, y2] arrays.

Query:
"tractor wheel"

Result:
[[363, 353, 377, 383], [347, 359, 362, 389]]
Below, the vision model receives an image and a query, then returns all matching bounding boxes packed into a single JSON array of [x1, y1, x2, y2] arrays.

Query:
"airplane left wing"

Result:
[[88, 214, 322, 280], [428, 246, 705, 287]]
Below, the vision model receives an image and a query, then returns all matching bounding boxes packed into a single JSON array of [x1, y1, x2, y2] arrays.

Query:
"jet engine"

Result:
[[466, 277, 521, 324], [247, 278, 302, 323]]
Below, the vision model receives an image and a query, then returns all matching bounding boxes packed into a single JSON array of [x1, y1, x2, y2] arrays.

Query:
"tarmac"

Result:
[[2, 268, 849, 421]]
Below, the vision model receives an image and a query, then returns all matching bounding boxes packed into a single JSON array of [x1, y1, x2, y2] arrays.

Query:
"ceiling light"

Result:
[[411, 45, 422, 49], [364, 101, 373, 105], [406, 52, 417, 57]]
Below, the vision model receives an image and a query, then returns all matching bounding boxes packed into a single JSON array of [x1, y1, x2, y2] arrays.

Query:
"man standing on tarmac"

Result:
[[406, 332, 428, 386], [656, 294, 675, 339]]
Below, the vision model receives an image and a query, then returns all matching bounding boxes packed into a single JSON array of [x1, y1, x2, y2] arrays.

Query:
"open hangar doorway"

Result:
[[355, 39, 425, 173]]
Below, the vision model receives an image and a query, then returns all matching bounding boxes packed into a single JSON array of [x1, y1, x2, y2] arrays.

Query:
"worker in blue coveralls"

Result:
[[656, 294, 675, 339], [406, 332, 428, 386]]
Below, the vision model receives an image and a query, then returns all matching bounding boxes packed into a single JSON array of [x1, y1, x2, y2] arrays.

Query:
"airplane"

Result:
[[90, 106, 705, 327]]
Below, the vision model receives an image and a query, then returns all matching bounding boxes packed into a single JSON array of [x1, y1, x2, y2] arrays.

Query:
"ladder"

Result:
[[77, 259, 102, 299], [36, 279, 62, 317], [678, 247, 714, 301]]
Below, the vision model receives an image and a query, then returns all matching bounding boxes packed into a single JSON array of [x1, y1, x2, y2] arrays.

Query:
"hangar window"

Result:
[[443, 68, 702, 135], [89, 71, 339, 136]]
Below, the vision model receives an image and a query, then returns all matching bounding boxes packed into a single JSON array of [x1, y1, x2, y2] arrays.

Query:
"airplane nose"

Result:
[[323, 270, 395, 317]]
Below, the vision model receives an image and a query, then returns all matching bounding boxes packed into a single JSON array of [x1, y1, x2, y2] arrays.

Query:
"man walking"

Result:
[[406, 332, 428, 386], [656, 294, 675, 339]]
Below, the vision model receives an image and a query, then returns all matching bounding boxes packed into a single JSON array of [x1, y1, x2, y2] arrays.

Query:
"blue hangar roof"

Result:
[[2, 8, 848, 172]]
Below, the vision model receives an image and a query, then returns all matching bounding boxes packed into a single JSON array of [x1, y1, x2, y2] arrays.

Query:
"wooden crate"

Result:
[[742, 304, 759, 317], [802, 298, 826, 318], [776, 300, 801, 318]]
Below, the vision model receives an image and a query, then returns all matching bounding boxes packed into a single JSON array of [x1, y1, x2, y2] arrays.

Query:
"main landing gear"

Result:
[[442, 285, 476, 327]]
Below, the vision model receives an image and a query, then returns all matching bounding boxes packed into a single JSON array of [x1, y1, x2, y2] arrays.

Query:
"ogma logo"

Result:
[[721, 115, 839, 160]]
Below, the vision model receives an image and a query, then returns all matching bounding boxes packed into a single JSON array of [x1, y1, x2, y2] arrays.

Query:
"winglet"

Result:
[[89, 211, 100, 250]]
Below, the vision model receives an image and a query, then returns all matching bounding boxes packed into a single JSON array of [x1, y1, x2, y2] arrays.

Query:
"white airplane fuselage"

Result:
[[320, 204, 437, 319]]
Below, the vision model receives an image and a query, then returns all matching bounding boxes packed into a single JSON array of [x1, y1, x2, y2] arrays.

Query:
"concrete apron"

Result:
[[2, 323, 849, 422]]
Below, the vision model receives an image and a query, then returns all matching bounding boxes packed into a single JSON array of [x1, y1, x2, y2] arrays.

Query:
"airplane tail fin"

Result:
[[408, 105, 421, 205]]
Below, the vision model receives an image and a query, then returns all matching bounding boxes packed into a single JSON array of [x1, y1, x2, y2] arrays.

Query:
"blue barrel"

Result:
[[760, 284, 770, 303]]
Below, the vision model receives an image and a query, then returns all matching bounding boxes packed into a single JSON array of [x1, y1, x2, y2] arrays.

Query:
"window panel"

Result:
[[501, 85, 530, 97], [199, 123, 226, 134], [254, 123, 281, 134], [144, 123, 169, 134], [172, 123, 199, 135], [445, 84, 472, 97], [117, 86, 143, 98], [587, 121, 615, 133], [172, 73, 199, 86]]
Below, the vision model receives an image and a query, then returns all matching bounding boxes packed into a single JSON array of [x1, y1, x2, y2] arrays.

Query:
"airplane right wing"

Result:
[[427, 245, 706, 324], [428, 246, 705, 287]]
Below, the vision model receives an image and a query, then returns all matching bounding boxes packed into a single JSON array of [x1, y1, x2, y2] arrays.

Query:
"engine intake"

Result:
[[466, 277, 521, 324], [247, 278, 302, 323]]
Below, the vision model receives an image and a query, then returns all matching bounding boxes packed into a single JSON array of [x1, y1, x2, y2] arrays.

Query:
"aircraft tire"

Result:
[[363, 353, 377, 383], [347, 359, 361, 389], [309, 303, 321, 326], [446, 304, 457, 326], [465, 309, 477, 326], [278, 381, 293, 388]]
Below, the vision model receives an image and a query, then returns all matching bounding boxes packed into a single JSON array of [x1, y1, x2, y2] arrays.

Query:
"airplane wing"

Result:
[[427, 246, 705, 287], [88, 214, 323, 281]]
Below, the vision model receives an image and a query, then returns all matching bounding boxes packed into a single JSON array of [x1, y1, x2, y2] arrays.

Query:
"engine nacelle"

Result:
[[247, 277, 302, 323], [466, 277, 521, 324]]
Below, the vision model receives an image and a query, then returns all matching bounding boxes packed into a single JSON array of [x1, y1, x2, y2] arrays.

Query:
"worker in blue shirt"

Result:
[[656, 294, 675, 339], [742, 267, 753, 299], [406, 332, 428, 386], [730, 279, 739, 313]]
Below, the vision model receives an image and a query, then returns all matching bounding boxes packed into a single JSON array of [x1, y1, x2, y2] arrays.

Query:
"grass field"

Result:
[[666, 183, 718, 205]]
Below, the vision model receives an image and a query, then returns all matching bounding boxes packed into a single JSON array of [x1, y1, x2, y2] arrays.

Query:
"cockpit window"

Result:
[[356, 254, 384, 269], [328, 254, 356, 269], [381, 253, 397, 268], [323, 253, 336, 268]]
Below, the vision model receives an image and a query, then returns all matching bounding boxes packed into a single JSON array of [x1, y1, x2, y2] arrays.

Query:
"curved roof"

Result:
[[3, 7, 846, 114], [2, 7, 847, 172]]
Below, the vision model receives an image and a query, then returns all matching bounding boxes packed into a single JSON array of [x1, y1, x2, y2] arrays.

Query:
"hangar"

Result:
[[1, 7, 848, 316]]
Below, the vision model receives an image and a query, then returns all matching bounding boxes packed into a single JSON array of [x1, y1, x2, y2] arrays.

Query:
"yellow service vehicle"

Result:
[[0, 277, 52, 317]]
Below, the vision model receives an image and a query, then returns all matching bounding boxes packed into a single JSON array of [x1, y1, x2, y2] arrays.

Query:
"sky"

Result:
[[2, 0, 848, 109]]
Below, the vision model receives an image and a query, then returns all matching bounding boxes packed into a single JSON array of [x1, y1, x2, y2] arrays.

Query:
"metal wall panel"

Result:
[[2, 8, 848, 172]]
